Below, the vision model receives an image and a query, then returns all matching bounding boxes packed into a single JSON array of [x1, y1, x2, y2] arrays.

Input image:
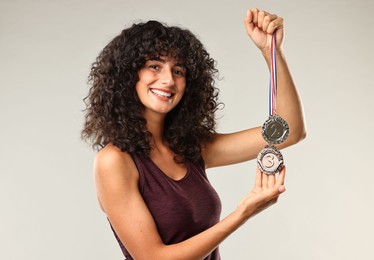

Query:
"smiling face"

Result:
[[135, 56, 186, 118]]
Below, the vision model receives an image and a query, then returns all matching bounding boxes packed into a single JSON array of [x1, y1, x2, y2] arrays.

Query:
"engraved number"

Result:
[[264, 154, 275, 168], [268, 122, 283, 138]]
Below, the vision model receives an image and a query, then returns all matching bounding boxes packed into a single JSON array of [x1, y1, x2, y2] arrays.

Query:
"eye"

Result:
[[173, 67, 186, 77], [148, 64, 160, 70]]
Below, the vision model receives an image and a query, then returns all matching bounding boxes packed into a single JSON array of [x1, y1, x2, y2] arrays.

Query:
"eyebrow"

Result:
[[148, 57, 185, 68]]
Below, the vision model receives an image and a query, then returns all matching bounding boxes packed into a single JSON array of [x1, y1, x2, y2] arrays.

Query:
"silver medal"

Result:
[[262, 115, 290, 145], [257, 145, 284, 175]]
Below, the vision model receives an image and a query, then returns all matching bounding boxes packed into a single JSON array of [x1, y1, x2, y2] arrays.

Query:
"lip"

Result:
[[150, 88, 174, 100], [150, 88, 173, 94]]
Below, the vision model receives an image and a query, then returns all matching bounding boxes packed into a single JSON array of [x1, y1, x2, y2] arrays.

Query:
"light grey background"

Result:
[[1, 0, 373, 259]]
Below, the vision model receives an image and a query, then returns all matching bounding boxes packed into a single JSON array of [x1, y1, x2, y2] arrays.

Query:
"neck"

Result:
[[143, 110, 167, 148], [144, 111, 178, 162]]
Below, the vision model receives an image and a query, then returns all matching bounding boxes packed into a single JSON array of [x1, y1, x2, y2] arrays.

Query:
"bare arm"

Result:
[[95, 145, 286, 260], [203, 9, 306, 168]]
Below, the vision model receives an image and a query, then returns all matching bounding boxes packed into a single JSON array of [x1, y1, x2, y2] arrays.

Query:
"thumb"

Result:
[[278, 185, 286, 193]]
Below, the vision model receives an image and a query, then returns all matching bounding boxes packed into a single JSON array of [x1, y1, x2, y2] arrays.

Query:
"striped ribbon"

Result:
[[269, 34, 277, 116]]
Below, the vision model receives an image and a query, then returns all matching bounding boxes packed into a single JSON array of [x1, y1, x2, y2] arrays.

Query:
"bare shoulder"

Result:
[[94, 144, 137, 179], [94, 144, 139, 206]]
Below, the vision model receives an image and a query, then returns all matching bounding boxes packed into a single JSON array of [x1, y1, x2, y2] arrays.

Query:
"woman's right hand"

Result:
[[237, 167, 286, 219]]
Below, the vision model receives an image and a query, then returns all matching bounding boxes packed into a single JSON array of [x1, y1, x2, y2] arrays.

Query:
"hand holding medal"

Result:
[[257, 34, 289, 175]]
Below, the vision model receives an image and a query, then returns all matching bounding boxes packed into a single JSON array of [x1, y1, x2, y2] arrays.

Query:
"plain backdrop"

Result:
[[1, 0, 373, 259]]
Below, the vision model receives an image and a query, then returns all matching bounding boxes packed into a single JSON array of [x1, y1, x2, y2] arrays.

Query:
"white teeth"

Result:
[[151, 89, 172, 98]]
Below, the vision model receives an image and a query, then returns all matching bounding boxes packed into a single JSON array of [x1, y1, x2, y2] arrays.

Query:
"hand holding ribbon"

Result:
[[244, 8, 284, 52]]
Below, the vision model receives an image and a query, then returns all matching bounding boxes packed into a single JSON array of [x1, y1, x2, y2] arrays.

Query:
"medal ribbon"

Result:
[[269, 34, 277, 116]]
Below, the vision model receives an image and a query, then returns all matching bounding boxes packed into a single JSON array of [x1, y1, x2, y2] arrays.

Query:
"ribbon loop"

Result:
[[269, 34, 277, 116]]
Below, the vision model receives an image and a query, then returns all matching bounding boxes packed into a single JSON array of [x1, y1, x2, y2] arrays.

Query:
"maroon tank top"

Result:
[[111, 153, 222, 259]]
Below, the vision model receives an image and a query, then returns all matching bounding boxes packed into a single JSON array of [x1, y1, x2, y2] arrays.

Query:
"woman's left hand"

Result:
[[237, 166, 286, 219], [244, 8, 284, 52]]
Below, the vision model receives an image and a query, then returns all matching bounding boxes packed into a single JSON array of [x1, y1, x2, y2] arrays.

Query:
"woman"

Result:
[[82, 8, 306, 260]]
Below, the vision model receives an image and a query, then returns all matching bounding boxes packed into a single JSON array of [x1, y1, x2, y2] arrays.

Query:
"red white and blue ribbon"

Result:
[[269, 34, 277, 116]]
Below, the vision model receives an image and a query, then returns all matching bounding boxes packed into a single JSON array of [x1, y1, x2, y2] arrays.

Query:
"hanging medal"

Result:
[[257, 34, 289, 175]]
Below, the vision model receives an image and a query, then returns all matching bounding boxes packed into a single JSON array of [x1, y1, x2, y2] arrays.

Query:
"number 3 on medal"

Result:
[[264, 154, 275, 168]]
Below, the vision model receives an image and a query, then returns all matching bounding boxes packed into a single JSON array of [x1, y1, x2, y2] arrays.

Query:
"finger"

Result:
[[255, 167, 262, 188], [267, 174, 275, 188], [245, 9, 253, 23], [262, 172, 268, 189], [250, 8, 259, 24], [244, 10, 255, 35], [278, 185, 286, 193], [276, 166, 286, 193], [267, 17, 284, 34], [262, 14, 278, 33], [257, 10, 270, 29], [277, 166, 286, 186]]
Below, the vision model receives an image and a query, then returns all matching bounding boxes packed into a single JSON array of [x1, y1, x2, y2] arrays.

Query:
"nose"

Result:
[[160, 68, 174, 86]]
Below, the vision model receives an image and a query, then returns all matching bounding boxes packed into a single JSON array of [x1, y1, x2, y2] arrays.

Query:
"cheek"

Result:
[[135, 82, 148, 104], [135, 83, 141, 97], [135, 72, 151, 92], [179, 79, 187, 93], [138, 69, 156, 81]]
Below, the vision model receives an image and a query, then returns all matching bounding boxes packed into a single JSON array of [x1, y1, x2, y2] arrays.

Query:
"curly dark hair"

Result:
[[82, 20, 221, 162]]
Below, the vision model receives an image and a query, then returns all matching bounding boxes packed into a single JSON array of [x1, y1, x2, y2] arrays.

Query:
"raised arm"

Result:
[[202, 8, 306, 168], [95, 144, 286, 260]]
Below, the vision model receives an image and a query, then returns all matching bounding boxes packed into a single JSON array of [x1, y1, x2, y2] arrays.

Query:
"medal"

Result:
[[257, 145, 284, 175], [262, 114, 289, 144], [257, 34, 287, 175]]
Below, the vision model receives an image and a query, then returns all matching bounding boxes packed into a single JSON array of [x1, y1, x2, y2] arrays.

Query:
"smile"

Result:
[[150, 88, 173, 98]]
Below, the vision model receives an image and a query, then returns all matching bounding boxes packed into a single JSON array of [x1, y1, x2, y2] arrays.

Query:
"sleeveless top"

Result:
[[111, 153, 222, 259]]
